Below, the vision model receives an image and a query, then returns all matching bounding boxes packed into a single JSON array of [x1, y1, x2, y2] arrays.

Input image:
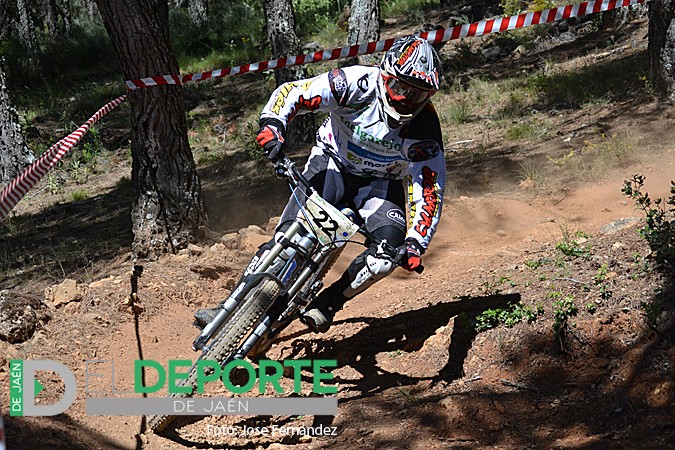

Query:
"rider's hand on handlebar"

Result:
[[256, 118, 286, 161], [397, 238, 424, 272]]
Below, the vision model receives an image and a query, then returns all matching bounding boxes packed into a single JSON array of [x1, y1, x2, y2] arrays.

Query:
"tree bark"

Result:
[[0, 58, 34, 185], [95, 0, 208, 260], [84, 0, 99, 21], [649, 0, 675, 100], [188, 0, 208, 25], [262, 0, 314, 149], [16, 0, 38, 70], [344, 0, 380, 66], [0, 0, 14, 40], [45, 0, 60, 40]]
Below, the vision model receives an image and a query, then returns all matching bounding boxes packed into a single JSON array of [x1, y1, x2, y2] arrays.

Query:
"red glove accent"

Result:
[[256, 124, 284, 147], [398, 238, 423, 272], [256, 121, 285, 160]]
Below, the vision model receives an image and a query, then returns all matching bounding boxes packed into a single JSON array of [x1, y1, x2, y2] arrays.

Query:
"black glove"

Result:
[[397, 238, 424, 272], [256, 118, 286, 160]]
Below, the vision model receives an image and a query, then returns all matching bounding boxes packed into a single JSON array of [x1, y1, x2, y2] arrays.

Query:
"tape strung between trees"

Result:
[[0, 0, 647, 222]]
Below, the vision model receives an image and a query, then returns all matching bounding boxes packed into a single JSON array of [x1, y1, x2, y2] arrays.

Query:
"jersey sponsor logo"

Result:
[[347, 141, 402, 163], [414, 166, 440, 238], [339, 117, 402, 151], [271, 80, 314, 114], [386, 209, 406, 226], [288, 95, 322, 121], [406, 140, 440, 162], [329, 68, 349, 106], [346, 151, 363, 165], [357, 74, 369, 92]]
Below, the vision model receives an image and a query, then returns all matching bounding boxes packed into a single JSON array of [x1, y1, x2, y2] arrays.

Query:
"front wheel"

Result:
[[147, 277, 281, 432]]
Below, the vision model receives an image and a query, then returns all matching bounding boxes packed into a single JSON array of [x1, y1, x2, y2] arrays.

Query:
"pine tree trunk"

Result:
[[60, 0, 72, 36], [649, 0, 675, 100], [262, 0, 314, 149], [0, 58, 33, 185], [345, 0, 380, 66], [85, 0, 99, 21], [0, 1, 12, 40], [16, 0, 38, 70], [95, 0, 208, 260], [45, 0, 60, 40], [188, 0, 207, 25]]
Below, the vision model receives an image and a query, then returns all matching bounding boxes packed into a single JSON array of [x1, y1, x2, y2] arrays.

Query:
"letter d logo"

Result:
[[10, 360, 76, 416]]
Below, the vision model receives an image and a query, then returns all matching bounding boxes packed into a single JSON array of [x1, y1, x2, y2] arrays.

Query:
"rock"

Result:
[[266, 216, 281, 234], [481, 46, 502, 61], [44, 279, 85, 307], [267, 444, 287, 450], [209, 242, 226, 253], [221, 232, 239, 249], [190, 265, 230, 280], [519, 177, 534, 189], [599, 217, 640, 235], [187, 244, 204, 255], [88, 276, 114, 290], [0, 290, 51, 343], [239, 225, 270, 252]]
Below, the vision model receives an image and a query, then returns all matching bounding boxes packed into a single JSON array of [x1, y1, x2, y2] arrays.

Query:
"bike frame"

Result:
[[192, 155, 404, 360]]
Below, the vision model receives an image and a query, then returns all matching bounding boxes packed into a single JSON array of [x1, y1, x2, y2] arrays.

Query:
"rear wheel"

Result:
[[147, 278, 281, 432]]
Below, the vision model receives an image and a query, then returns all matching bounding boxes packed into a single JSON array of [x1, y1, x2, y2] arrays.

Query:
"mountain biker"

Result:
[[196, 35, 446, 334]]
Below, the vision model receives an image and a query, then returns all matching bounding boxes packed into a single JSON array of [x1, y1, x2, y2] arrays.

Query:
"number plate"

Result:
[[299, 192, 360, 246]]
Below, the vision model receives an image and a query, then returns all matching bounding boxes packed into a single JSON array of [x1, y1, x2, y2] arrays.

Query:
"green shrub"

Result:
[[622, 175, 675, 269], [552, 294, 577, 334], [475, 302, 542, 332], [71, 189, 90, 201]]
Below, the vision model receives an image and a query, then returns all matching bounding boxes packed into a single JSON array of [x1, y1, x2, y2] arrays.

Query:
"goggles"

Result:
[[382, 74, 435, 114]]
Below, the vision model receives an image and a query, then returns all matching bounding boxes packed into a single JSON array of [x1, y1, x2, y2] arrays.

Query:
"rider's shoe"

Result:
[[193, 307, 218, 329], [301, 291, 343, 333]]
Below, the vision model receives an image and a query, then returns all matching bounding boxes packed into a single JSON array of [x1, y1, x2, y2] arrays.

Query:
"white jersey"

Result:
[[260, 65, 446, 248]]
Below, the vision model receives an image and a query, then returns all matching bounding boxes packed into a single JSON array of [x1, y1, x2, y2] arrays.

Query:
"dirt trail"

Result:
[[3, 153, 673, 450]]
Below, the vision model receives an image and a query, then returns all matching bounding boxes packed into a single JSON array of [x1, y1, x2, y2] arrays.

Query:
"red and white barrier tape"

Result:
[[126, 0, 646, 90], [0, 95, 127, 221], [0, 0, 646, 221]]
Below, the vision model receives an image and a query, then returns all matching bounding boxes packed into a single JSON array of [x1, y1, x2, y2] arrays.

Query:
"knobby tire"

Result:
[[147, 278, 280, 432]]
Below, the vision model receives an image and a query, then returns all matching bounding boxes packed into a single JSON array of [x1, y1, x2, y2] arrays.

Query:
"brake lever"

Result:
[[272, 153, 290, 177], [376, 240, 425, 274], [374, 240, 424, 273]]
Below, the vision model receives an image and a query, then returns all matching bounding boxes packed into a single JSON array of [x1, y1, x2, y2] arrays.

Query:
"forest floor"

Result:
[[1, 7, 674, 450]]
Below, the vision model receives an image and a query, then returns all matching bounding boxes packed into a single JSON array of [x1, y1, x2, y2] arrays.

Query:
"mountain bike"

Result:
[[147, 153, 422, 432]]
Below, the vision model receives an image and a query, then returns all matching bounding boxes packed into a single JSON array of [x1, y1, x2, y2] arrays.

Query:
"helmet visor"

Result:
[[383, 75, 435, 115]]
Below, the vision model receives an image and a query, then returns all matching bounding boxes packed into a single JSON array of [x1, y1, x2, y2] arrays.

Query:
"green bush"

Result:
[[293, 0, 342, 36], [622, 175, 675, 269], [475, 302, 542, 332]]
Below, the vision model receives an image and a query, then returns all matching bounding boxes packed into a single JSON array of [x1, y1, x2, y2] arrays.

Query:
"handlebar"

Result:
[[272, 153, 424, 274]]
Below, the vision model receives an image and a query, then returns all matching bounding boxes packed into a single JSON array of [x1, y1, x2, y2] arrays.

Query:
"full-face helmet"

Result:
[[378, 36, 441, 127]]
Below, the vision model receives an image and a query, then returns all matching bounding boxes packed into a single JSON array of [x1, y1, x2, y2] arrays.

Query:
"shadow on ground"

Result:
[[0, 184, 133, 294], [4, 414, 130, 450], [316, 276, 674, 450]]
